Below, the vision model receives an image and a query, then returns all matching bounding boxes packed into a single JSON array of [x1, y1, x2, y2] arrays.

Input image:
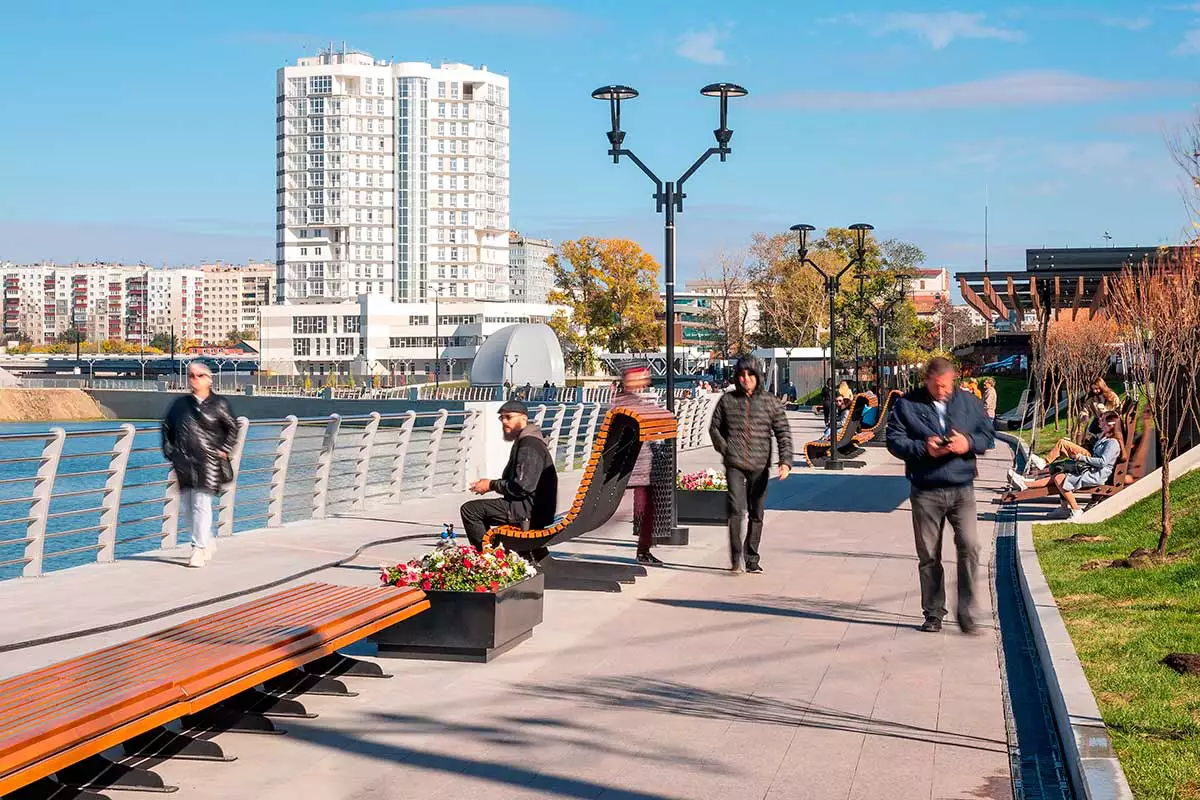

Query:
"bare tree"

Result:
[[698, 251, 753, 358], [1109, 248, 1200, 555]]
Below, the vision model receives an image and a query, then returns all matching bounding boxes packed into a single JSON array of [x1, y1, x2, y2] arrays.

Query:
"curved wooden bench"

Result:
[[804, 394, 871, 467], [854, 389, 902, 446], [0, 583, 428, 797], [483, 404, 677, 555]]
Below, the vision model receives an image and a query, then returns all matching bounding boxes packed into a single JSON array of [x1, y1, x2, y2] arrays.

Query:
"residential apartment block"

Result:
[[508, 232, 554, 305], [277, 48, 511, 305]]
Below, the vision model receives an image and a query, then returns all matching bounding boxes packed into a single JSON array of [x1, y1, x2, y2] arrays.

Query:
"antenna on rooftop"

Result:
[[984, 183, 989, 275]]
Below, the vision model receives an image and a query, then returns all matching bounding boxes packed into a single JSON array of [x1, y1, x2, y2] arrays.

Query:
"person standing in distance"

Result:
[[709, 356, 793, 574], [161, 362, 240, 568], [886, 357, 994, 633]]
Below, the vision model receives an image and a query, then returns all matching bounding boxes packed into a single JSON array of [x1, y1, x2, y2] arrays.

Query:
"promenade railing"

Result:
[[0, 397, 716, 581]]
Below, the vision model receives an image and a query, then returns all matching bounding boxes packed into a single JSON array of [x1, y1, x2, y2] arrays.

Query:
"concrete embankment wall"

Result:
[[0, 389, 107, 422], [86, 389, 466, 421]]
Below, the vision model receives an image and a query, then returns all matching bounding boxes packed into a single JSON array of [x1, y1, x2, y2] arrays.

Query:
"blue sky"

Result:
[[1, 0, 1197, 283]]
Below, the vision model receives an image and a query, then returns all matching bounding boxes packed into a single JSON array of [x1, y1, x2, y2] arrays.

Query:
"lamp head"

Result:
[[592, 85, 638, 162], [789, 223, 815, 258], [849, 222, 874, 257], [701, 83, 748, 161]]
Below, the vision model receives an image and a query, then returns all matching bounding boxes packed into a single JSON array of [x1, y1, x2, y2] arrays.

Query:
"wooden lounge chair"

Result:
[[855, 389, 903, 447], [484, 403, 677, 591], [804, 394, 870, 467], [0, 583, 428, 798]]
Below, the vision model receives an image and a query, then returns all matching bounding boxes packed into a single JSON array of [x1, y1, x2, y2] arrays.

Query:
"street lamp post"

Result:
[[855, 272, 907, 395], [593, 81, 747, 542], [432, 289, 443, 389], [791, 223, 873, 471]]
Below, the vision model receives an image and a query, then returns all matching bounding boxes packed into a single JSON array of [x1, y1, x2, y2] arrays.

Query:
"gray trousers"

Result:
[[910, 484, 979, 622]]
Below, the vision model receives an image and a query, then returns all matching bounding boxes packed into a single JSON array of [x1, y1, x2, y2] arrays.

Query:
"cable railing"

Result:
[[0, 396, 718, 581]]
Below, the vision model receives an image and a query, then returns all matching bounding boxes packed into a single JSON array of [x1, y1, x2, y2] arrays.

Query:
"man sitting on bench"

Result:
[[461, 400, 558, 561]]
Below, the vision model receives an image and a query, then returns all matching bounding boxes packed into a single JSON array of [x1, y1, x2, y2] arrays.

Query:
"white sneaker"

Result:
[[1029, 454, 1047, 471], [1068, 509, 1083, 522], [188, 548, 207, 568], [1007, 470, 1028, 491]]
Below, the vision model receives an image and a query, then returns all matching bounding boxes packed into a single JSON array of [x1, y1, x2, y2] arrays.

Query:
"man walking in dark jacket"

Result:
[[886, 357, 994, 634], [709, 356, 793, 573], [461, 400, 558, 561]]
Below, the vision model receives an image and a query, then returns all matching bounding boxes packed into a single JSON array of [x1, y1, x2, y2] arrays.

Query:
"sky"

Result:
[[1, 0, 1198, 285]]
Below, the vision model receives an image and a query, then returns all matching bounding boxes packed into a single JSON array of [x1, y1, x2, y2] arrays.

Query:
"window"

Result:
[[293, 339, 311, 356], [409, 315, 429, 326], [337, 337, 356, 356], [299, 247, 308, 256], [438, 102, 446, 117], [311, 75, 332, 94], [293, 316, 327, 334]]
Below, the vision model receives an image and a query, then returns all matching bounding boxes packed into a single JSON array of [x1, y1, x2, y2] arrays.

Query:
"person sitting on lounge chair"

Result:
[[1006, 411, 1125, 522], [822, 394, 851, 440]]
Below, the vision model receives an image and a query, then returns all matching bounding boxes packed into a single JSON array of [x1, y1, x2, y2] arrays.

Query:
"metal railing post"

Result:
[[216, 417, 250, 539], [267, 415, 298, 527], [453, 410, 480, 492], [390, 411, 417, 501], [161, 466, 180, 551], [533, 404, 548, 430], [565, 404, 584, 470], [423, 409, 449, 494], [313, 414, 342, 519], [24, 429, 65, 577], [352, 412, 381, 510], [548, 405, 567, 467], [96, 423, 136, 564], [583, 404, 601, 457]]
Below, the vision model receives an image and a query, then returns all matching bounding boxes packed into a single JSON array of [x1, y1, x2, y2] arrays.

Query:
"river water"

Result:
[[0, 419, 460, 581]]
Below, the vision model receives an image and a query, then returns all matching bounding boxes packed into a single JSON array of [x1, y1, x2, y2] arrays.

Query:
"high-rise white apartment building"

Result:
[[277, 48, 511, 306], [508, 232, 554, 305]]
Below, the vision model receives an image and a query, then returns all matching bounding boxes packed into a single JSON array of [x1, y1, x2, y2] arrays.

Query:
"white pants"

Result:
[[182, 488, 216, 550]]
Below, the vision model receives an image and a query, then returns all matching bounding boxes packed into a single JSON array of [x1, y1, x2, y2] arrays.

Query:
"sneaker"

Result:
[[746, 564, 763, 574], [730, 561, 743, 574], [1067, 509, 1083, 522], [958, 614, 981, 635], [919, 617, 942, 633], [188, 548, 207, 568], [1029, 453, 1047, 471], [636, 551, 663, 565], [1007, 470, 1028, 491]]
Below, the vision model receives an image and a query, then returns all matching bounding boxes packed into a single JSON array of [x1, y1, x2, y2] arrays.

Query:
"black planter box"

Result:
[[675, 489, 728, 526], [371, 572, 544, 663]]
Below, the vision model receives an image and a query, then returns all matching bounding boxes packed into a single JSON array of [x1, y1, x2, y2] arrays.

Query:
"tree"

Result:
[[1109, 248, 1200, 556], [748, 232, 825, 348], [547, 237, 662, 366], [697, 251, 753, 358], [225, 329, 256, 344], [149, 332, 175, 351], [57, 328, 85, 345]]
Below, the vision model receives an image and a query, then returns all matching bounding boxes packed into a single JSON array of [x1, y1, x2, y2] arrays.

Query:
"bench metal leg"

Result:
[[226, 688, 317, 718], [181, 706, 285, 736], [302, 653, 392, 680], [55, 755, 177, 794], [8, 777, 113, 800], [262, 671, 358, 698], [121, 727, 236, 763], [539, 555, 646, 585]]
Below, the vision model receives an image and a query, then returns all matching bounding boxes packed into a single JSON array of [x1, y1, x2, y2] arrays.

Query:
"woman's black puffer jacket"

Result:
[[161, 394, 239, 493]]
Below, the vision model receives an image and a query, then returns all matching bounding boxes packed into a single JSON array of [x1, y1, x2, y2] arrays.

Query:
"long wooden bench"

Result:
[[804, 393, 871, 467], [483, 403, 677, 591], [854, 389, 902, 447], [0, 583, 428, 798]]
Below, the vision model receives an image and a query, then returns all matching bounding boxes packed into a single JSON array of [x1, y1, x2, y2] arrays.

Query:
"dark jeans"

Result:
[[910, 484, 980, 622], [727, 466, 769, 568], [633, 486, 654, 554], [460, 498, 549, 561]]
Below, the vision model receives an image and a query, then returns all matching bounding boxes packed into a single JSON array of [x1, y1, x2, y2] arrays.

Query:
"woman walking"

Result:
[[162, 362, 240, 567], [615, 365, 663, 565]]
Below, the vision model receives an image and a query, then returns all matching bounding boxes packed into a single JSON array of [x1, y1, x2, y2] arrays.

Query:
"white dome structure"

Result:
[[470, 324, 565, 386]]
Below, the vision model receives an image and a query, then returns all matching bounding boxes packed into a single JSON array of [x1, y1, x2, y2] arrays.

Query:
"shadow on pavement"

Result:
[[642, 595, 925, 630]]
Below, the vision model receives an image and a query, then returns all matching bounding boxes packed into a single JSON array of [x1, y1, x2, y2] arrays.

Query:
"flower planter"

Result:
[[675, 489, 728, 527], [371, 572, 544, 663]]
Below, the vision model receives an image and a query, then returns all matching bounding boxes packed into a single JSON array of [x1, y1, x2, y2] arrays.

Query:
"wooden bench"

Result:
[[0, 583, 428, 798], [854, 389, 903, 447], [804, 393, 871, 467], [483, 403, 677, 591]]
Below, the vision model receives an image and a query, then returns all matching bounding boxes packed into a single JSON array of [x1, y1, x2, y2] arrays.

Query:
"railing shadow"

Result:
[[642, 595, 929, 630]]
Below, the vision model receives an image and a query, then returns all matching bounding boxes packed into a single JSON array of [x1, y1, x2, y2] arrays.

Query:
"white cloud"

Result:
[[754, 71, 1188, 111], [675, 26, 730, 65], [832, 11, 1024, 49], [1177, 28, 1200, 54]]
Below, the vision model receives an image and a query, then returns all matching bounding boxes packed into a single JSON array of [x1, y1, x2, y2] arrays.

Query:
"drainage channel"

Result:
[[992, 505, 1074, 800]]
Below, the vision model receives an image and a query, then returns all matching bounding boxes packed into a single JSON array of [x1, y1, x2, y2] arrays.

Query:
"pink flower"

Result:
[[474, 585, 488, 592], [420, 579, 431, 591]]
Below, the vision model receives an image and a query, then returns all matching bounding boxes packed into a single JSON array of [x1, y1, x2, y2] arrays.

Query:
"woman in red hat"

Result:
[[617, 364, 663, 565]]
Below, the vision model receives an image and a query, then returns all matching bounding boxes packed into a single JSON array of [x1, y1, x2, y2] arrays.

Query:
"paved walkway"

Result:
[[0, 413, 1018, 799]]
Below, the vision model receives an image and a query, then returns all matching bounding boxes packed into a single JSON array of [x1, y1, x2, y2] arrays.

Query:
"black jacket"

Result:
[[885, 387, 994, 488], [161, 393, 240, 493], [491, 425, 558, 529], [709, 363, 794, 472]]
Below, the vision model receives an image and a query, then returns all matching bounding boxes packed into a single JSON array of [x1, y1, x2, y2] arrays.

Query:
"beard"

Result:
[[502, 427, 520, 441]]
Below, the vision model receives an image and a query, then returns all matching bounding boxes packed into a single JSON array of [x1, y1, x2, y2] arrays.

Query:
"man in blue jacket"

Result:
[[886, 357, 994, 634]]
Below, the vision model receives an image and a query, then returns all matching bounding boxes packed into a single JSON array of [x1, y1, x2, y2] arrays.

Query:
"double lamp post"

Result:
[[592, 80, 747, 543]]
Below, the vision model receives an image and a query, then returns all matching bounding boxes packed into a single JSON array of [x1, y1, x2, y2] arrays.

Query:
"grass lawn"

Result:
[[978, 374, 1028, 416], [1034, 469, 1200, 799]]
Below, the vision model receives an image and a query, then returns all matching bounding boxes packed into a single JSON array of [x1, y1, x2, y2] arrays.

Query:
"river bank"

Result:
[[0, 389, 107, 422]]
